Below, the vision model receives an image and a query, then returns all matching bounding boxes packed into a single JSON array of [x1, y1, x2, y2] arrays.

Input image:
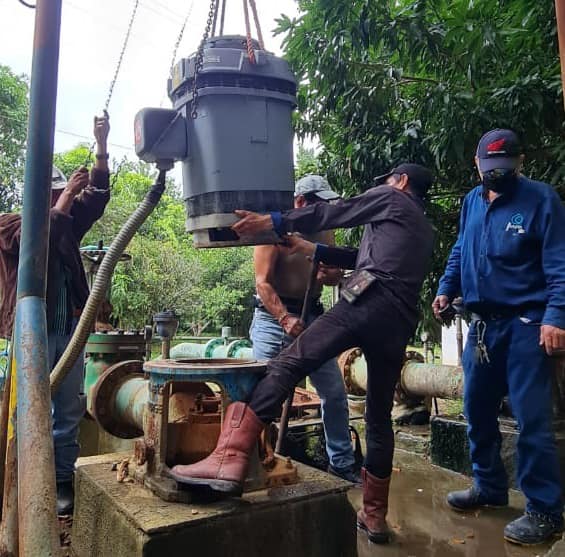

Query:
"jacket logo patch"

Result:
[[505, 213, 525, 234]]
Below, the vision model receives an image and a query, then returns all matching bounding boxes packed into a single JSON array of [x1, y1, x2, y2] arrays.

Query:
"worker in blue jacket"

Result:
[[434, 129, 565, 546]]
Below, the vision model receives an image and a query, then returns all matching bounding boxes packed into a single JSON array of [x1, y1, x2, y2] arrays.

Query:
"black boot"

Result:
[[328, 464, 361, 485], [56, 481, 74, 516], [504, 512, 564, 546], [447, 485, 508, 511]]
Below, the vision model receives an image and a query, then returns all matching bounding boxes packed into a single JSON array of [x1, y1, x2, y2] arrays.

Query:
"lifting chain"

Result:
[[168, 1, 196, 80], [83, 0, 140, 169], [191, 0, 218, 120]]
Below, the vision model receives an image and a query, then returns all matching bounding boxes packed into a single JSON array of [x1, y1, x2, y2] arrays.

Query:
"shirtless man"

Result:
[[250, 175, 359, 483]]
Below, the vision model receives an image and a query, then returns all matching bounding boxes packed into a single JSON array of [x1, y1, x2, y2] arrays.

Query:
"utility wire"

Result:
[[17, 0, 35, 8]]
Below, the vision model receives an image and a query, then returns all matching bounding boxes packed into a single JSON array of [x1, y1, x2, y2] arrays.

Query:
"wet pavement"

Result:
[[350, 451, 560, 557]]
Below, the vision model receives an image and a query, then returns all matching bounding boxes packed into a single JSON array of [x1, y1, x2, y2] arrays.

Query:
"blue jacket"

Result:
[[437, 176, 565, 328]]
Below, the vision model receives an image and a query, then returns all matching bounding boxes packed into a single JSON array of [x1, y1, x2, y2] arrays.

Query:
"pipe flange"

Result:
[[92, 360, 145, 439], [396, 351, 427, 403], [226, 338, 251, 358], [203, 337, 224, 358], [337, 347, 364, 396]]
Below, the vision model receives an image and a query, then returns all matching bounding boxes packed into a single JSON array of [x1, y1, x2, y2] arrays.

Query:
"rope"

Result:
[[248, 0, 264, 49], [242, 0, 256, 64], [219, 0, 227, 35]]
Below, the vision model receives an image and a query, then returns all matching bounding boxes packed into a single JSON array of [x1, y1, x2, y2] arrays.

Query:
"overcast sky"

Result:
[[0, 0, 301, 183]]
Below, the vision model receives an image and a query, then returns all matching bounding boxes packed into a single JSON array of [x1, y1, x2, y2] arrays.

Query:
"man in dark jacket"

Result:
[[169, 163, 435, 545], [434, 129, 565, 545], [0, 111, 111, 515]]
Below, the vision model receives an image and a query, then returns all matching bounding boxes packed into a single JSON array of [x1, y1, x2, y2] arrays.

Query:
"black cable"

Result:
[[17, 0, 35, 7]]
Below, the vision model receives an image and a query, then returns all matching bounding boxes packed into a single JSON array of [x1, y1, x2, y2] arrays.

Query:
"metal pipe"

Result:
[[169, 339, 253, 360], [14, 0, 63, 554], [0, 351, 19, 556], [400, 362, 463, 400], [0, 336, 13, 514], [338, 350, 463, 400], [162, 339, 171, 360], [114, 377, 148, 432], [555, 0, 565, 109]]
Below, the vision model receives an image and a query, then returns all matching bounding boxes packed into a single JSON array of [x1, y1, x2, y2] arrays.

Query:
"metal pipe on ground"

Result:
[[13, 0, 63, 554], [338, 349, 463, 400]]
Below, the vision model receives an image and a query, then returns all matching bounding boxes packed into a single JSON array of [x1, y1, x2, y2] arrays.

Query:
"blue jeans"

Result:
[[48, 322, 86, 483], [250, 308, 355, 470], [463, 311, 563, 519]]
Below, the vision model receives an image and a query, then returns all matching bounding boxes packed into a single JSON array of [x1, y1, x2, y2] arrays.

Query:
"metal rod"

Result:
[[0, 348, 19, 556], [455, 314, 463, 367], [14, 0, 63, 554], [0, 336, 13, 514], [275, 260, 319, 455], [555, 0, 565, 109]]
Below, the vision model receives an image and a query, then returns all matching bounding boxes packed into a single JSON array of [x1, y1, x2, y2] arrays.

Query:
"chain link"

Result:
[[169, 1, 196, 80], [191, 0, 218, 120], [104, 0, 140, 113], [83, 0, 140, 167]]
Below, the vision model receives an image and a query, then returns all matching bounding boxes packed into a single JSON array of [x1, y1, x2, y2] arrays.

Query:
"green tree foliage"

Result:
[[276, 0, 565, 337], [295, 144, 322, 178], [55, 147, 255, 335], [0, 66, 28, 211]]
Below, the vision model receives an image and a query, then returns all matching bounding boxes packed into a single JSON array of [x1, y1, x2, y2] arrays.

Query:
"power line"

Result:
[[55, 129, 135, 152]]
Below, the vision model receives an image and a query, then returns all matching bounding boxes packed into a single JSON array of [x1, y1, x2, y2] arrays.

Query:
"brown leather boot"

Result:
[[168, 402, 264, 495], [356, 468, 392, 544]]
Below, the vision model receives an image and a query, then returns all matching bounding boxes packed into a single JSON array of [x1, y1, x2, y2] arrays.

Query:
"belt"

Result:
[[254, 296, 323, 317], [470, 303, 544, 321]]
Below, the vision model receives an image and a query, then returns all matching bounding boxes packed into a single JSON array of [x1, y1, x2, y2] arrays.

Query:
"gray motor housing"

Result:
[[135, 35, 297, 248]]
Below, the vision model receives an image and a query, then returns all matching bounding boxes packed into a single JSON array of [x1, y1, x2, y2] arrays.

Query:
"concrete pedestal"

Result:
[[430, 416, 565, 491], [71, 453, 356, 557]]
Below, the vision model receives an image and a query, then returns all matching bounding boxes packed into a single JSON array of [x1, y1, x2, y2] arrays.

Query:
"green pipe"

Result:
[[169, 338, 253, 360], [113, 376, 147, 433]]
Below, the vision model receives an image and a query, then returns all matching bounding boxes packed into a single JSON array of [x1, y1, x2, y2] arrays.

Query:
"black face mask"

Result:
[[482, 168, 518, 194]]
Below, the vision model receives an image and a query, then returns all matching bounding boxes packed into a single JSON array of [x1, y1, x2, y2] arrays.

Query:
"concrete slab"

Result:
[[71, 452, 356, 557], [354, 450, 560, 557], [431, 416, 565, 491]]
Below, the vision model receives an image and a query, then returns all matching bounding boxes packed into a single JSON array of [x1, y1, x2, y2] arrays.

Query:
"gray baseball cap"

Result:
[[51, 166, 68, 190], [294, 174, 340, 201]]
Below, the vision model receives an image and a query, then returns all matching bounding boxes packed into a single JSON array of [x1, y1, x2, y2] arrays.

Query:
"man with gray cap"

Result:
[[250, 174, 359, 483], [434, 129, 565, 545], [0, 111, 111, 515]]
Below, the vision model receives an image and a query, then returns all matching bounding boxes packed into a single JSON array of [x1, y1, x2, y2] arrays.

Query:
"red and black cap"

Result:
[[476, 129, 522, 172], [374, 163, 433, 198]]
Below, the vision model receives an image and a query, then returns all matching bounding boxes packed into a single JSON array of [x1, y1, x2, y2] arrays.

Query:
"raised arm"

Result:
[[71, 111, 111, 239], [232, 187, 394, 238]]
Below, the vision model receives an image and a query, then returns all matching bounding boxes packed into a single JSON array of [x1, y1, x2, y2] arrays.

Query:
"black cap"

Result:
[[476, 129, 521, 172], [374, 163, 433, 198]]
